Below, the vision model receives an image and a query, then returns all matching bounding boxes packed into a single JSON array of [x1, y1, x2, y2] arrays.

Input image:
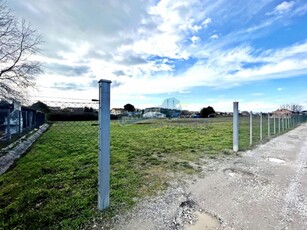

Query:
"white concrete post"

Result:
[[260, 112, 263, 141], [268, 113, 270, 139], [18, 111, 22, 136], [288, 117, 290, 129], [250, 111, 253, 146], [278, 117, 281, 133], [29, 111, 33, 130], [233, 102, 239, 152], [98, 79, 112, 210], [274, 116, 276, 135], [6, 109, 11, 141]]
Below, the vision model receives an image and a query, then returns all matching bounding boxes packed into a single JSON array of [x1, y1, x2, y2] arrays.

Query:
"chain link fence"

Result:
[[0, 100, 99, 175], [239, 111, 307, 151]]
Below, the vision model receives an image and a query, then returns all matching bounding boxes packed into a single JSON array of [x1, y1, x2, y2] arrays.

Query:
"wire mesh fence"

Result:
[[0, 100, 99, 175], [239, 112, 307, 151], [1, 97, 307, 228]]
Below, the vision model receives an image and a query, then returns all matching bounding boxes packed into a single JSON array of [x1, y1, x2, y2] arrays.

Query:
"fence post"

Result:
[[29, 111, 33, 130], [250, 111, 253, 146], [25, 112, 28, 130], [260, 112, 263, 142], [98, 79, 112, 210], [274, 116, 276, 135], [18, 110, 22, 136], [278, 117, 280, 133], [268, 113, 270, 139], [6, 109, 11, 141], [288, 117, 290, 129], [233, 102, 239, 152]]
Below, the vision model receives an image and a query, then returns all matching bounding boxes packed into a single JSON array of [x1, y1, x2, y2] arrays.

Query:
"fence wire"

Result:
[[0, 100, 99, 175], [239, 112, 307, 150]]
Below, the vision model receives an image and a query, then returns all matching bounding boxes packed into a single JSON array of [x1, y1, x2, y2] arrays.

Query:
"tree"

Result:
[[280, 103, 303, 113], [124, 103, 135, 112], [84, 106, 94, 112], [0, 1, 42, 101], [200, 106, 215, 118], [30, 101, 50, 114]]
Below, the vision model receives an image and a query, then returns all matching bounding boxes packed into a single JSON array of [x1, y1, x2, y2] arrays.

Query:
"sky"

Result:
[[6, 0, 307, 112]]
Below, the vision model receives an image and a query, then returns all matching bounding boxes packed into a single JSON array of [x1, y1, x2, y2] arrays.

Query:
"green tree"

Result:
[[200, 106, 215, 118], [124, 103, 135, 112], [84, 107, 94, 112]]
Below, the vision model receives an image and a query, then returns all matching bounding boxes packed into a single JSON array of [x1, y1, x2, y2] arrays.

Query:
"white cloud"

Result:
[[5, 0, 307, 111], [267, 1, 295, 15], [179, 90, 191, 94], [202, 17, 212, 27], [210, 34, 219, 39], [275, 1, 294, 12], [190, 36, 200, 46], [277, 87, 284, 91]]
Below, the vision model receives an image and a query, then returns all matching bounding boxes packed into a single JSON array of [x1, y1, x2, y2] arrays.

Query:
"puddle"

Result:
[[223, 168, 254, 179], [185, 211, 220, 230], [268, 158, 285, 164]]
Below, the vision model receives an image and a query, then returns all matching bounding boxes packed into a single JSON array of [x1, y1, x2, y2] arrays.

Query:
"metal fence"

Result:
[[0, 100, 99, 175], [0, 108, 45, 143], [237, 110, 307, 151]]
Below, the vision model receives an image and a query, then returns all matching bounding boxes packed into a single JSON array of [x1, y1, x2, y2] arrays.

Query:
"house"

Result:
[[49, 106, 61, 111], [215, 111, 227, 116], [240, 111, 250, 116], [271, 109, 292, 118], [64, 107, 84, 112], [144, 107, 181, 118], [110, 108, 125, 115]]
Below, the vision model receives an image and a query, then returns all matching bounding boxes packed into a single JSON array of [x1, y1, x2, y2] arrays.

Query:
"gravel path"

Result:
[[110, 123, 307, 230]]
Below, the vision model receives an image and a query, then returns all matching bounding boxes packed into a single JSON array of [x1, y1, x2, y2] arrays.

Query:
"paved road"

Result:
[[112, 123, 307, 230]]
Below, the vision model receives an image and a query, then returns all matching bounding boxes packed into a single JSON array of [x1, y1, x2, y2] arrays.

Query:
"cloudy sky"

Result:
[[7, 0, 307, 112]]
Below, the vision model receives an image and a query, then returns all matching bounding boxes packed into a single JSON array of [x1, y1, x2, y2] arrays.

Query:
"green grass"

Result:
[[0, 116, 282, 229]]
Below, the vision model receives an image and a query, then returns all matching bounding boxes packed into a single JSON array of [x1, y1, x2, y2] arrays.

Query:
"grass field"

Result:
[[0, 116, 300, 229]]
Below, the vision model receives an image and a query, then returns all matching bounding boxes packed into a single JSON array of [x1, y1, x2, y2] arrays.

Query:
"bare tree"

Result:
[[0, 1, 42, 101], [280, 103, 303, 113]]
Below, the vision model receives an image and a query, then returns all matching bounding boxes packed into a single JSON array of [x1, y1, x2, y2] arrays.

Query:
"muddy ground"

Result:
[[106, 123, 307, 230]]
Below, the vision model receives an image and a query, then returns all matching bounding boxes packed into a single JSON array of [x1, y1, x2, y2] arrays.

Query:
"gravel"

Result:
[[93, 123, 307, 229]]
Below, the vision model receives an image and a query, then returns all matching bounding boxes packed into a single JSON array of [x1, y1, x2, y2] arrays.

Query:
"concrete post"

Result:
[[274, 116, 276, 135], [98, 79, 112, 210], [233, 102, 239, 152], [268, 113, 270, 139], [289, 117, 291, 128], [278, 117, 281, 133], [18, 111, 22, 136], [6, 109, 11, 141], [250, 111, 253, 146], [29, 111, 33, 130], [260, 112, 263, 141]]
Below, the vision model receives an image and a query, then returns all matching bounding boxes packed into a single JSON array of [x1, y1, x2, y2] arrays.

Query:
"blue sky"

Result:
[[7, 0, 307, 112]]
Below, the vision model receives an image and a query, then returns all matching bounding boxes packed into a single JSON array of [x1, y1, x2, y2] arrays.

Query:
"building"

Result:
[[143, 107, 181, 118], [110, 108, 125, 115], [240, 111, 250, 116], [271, 109, 292, 118]]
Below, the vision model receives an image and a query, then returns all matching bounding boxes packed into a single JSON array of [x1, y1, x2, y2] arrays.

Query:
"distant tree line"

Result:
[[280, 103, 303, 113]]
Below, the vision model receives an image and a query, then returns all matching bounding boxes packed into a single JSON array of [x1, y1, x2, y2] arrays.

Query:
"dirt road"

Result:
[[113, 123, 307, 230]]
